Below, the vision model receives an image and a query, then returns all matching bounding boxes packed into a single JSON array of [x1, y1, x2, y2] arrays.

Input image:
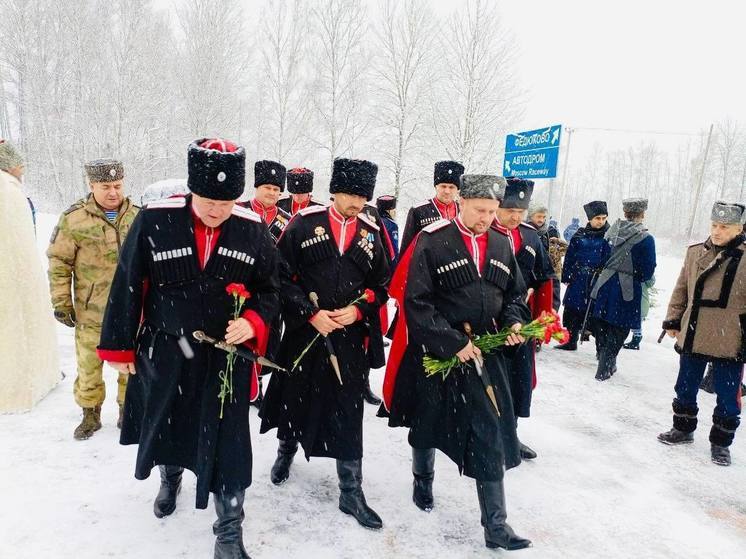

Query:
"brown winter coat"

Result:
[[662, 235, 746, 362]]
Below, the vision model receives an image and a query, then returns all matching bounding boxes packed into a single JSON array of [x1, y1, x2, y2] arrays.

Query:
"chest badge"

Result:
[[315, 226, 326, 236]]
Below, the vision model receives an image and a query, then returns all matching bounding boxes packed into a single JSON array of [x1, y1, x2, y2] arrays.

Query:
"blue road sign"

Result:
[[503, 124, 562, 179]]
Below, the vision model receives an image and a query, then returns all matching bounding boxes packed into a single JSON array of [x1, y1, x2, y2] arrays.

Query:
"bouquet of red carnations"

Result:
[[423, 310, 570, 379]]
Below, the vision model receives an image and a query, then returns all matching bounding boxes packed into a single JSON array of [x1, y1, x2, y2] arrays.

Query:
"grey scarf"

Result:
[[590, 219, 649, 302]]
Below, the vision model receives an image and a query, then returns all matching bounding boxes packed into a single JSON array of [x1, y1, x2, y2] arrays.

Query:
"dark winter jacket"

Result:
[[561, 222, 610, 312], [563, 218, 581, 242], [591, 220, 656, 330], [380, 213, 399, 268]]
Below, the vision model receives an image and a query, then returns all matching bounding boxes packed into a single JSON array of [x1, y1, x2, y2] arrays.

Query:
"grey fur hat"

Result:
[[459, 175, 506, 200], [0, 139, 23, 170], [711, 201, 746, 225], [528, 202, 549, 217], [85, 158, 124, 182], [622, 197, 648, 214]]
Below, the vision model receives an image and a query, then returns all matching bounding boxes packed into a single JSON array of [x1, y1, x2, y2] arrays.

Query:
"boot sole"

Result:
[[657, 438, 694, 446], [338, 505, 383, 530], [486, 541, 533, 550]]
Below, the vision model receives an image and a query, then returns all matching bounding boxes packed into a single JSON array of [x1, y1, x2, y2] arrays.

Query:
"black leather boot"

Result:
[[270, 439, 298, 485], [518, 441, 537, 460], [336, 459, 383, 529], [476, 480, 531, 550], [363, 372, 382, 406], [657, 428, 694, 445], [213, 490, 250, 559], [153, 465, 184, 518], [412, 448, 435, 512]]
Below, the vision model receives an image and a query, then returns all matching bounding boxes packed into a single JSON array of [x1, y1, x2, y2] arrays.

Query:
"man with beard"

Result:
[[399, 160, 464, 253], [492, 178, 555, 460], [260, 158, 390, 529], [555, 201, 610, 350], [98, 138, 280, 558], [382, 174, 531, 551], [590, 198, 656, 381], [658, 201, 746, 466], [278, 167, 324, 215]]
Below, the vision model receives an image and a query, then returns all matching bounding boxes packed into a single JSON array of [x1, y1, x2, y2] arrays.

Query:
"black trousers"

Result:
[[562, 306, 585, 343], [592, 318, 629, 378]]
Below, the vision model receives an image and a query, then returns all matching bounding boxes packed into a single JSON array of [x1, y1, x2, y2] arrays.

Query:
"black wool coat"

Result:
[[259, 205, 390, 460], [99, 196, 280, 509]]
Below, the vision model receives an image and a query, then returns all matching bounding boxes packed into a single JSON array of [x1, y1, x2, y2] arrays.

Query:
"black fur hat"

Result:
[[287, 167, 314, 194], [434, 160, 465, 187], [583, 200, 608, 220], [376, 195, 397, 213], [501, 178, 534, 209], [254, 160, 286, 190], [329, 158, 378, 201], [187, 138, 245, 201]]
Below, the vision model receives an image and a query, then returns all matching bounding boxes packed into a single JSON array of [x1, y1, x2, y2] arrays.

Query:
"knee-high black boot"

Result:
[[363, 371, 382, 405], [476, 479, 531, 550], [213, 490, 250, 559], [153, 465, 183, 518], [336, 459, 383, 529], [270, 439, 299, 485], [412, 448, 435, 511]]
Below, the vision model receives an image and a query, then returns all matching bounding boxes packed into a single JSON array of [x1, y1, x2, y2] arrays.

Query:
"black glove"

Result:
[[54, 308, 76, 328]]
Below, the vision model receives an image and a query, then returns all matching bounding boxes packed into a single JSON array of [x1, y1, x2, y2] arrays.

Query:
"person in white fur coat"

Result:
[[0, 140, 59, 412]]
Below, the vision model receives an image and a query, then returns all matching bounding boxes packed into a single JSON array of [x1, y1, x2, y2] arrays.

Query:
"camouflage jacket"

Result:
[[47, 194, 139, 326]]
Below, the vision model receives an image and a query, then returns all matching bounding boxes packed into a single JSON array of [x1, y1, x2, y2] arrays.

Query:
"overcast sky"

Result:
[[499, 0, 745, 133]]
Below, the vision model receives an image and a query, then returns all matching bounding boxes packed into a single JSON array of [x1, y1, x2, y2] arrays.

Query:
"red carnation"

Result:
[[363, 288, 376, 303], [239, 288, 251, 300], [226, 282, 246, 297]]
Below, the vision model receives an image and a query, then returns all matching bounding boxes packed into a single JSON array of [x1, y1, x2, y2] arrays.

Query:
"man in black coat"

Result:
[[98, 138, 280, 559], [382, 174, 531, 551], [493, 178, 555, 461], [259, 158, 390, 529], [399, 160, 464, 254], [278, 167, 325, 215], [249, 159, 292, 243]]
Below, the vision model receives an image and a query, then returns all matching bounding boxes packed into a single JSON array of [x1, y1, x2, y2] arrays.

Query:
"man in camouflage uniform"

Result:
[[47, 159, 139, 439]]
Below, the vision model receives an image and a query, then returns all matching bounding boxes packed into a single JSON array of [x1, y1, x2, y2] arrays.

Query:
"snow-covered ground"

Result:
[[1, 216, 744, 558]]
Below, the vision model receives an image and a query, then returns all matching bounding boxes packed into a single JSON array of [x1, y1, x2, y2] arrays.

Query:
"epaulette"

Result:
[[299, 205, 327, 216], [231, 204, 261, 223], [63, 199, 86, 215], [422, 219, 450, 233], [147, 196, 187, 210], [413, 199, 432, 209], [358, 212, 380, 231], [519, 222, 537, 231]]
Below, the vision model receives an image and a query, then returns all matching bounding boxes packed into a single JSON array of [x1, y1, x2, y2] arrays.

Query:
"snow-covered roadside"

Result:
[[0, 217, 743, 558]]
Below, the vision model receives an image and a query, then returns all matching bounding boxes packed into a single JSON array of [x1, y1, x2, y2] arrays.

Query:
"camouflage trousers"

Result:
[[74, 323, 127, 408]]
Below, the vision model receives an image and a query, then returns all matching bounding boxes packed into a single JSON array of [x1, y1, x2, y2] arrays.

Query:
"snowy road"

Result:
[[1, 219, 744, 558]]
